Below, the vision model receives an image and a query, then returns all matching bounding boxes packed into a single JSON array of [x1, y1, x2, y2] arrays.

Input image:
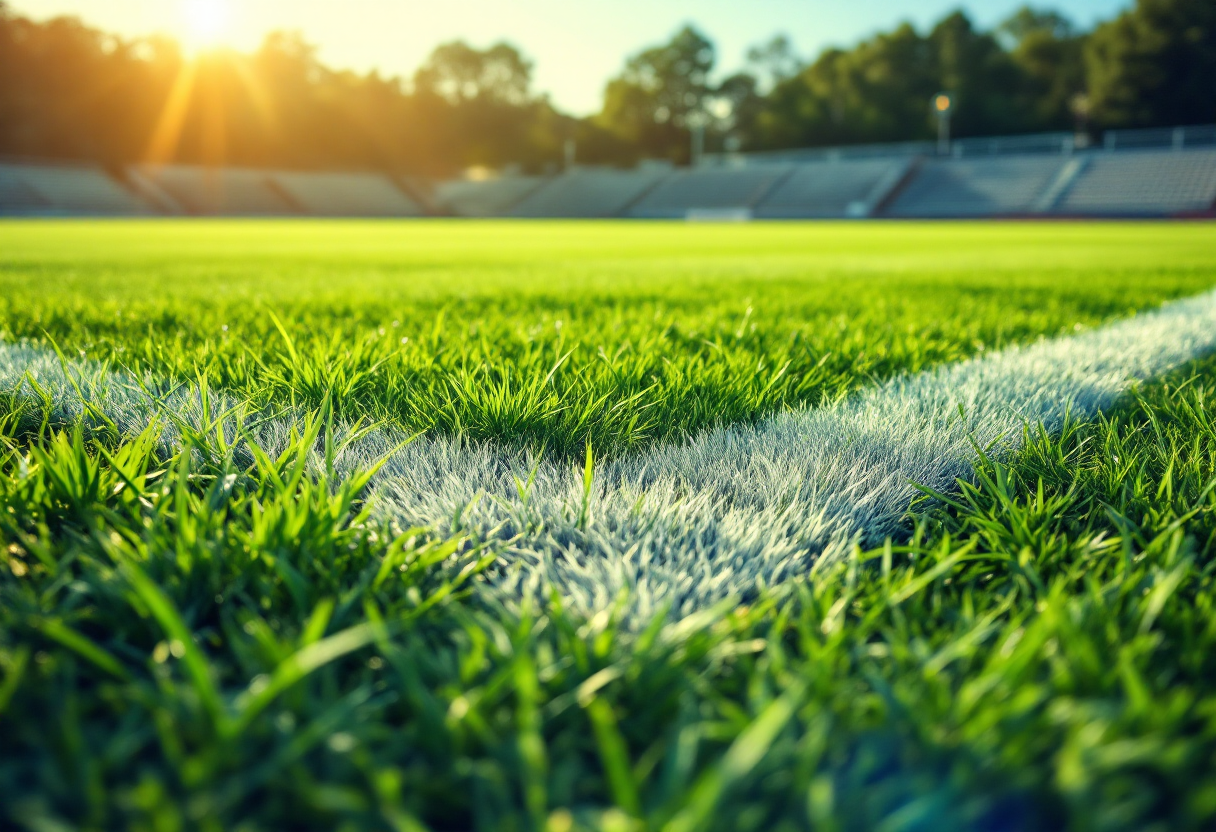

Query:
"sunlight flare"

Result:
[[182, 0, 232, 50]]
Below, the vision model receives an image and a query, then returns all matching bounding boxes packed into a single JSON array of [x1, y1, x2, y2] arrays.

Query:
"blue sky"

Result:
[[12, 1, 1131, 113]]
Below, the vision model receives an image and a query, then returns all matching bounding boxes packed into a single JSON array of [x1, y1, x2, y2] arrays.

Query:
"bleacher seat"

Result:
[[0, 166, 52, 214], [1055, 149, 1216, 216], [627, 167, 791, 218], [0, 162, 149, 215], [433, 177, 548, 217], [3, 138, 1213, 220], [755, 159, 909, 218], [884, 156, 1067, 217], [130, 165, 300, 215], [272, 171, 422, 216], [510, 168, 669, 217]]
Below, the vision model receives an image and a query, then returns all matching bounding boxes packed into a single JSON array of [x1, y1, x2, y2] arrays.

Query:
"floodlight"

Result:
[[932, 92, 954, 155]]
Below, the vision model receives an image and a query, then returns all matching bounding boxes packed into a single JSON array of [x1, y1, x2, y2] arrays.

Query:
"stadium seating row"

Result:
[[0, 163, 427, 217], [1, 147, 1214, 219], [124, 166, 426, 217], [0, 162, 152, 215], [509, 149, 1216, 218]]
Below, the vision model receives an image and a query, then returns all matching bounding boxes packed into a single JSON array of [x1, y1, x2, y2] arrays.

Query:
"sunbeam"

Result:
[[143, 60, 198, 164]]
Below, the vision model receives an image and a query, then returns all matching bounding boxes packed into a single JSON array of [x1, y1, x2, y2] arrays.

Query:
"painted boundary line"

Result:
[[4, 290, 1216, 624], [351, 290, 1216, 622]]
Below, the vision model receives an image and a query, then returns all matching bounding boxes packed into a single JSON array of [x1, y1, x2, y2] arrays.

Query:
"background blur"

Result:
[[1, 0, 1212, 176]]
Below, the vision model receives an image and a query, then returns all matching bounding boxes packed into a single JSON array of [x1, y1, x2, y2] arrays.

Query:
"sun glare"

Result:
[[182, 0, 232, 50]]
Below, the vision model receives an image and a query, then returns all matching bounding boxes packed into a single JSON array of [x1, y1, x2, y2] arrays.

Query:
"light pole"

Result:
[[688, 115, 707, 167], [1070, 93, 1092, 149], [932, 93, 953, 156]]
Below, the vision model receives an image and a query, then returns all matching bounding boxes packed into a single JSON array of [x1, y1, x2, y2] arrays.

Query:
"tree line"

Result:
[[0, 0, 1211, 176]]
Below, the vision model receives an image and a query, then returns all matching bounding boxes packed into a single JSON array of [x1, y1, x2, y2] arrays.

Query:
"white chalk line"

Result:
[[4, 290, 1216, 624]]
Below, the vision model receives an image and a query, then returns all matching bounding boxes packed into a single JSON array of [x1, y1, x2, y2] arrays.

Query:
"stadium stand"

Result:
[[0, 161, 150, 215], [272, 171, 423, 217], [509, 167, 669, 217], [0, 166, 52, 215], [1031, 157, 1090, 212], [627, 167, 792, 218], [2, 125, 1214, 219], [1053, 149, 1216, 216], [130, 165, 301, 215], [754, 158, 913, 218], [882, 156, 1068, 217], [432, 176, 549, 217]]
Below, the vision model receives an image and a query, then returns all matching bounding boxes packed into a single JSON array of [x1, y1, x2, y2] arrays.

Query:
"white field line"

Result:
[[350, 290, 1216, 621], [0, 344, 275, 455], [4, 290, 1216, 624]]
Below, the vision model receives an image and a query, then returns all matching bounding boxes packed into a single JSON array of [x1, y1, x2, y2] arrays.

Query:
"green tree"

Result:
[[1000, 6, 1075, 43], [712, 72, 764, 152], [929, 11, 1029, 136], [2, 0, 1213, 174], [411, 41, 566, 172], [743, 22, 939, 150], [741, 11, 1052, 152], [413, 41, 533, 106], [0, 5, 568, 176], [596, 26, 716, 163], [1086, 0, 1216, 128], [1000, 7, 1088, 132], [746, 34, 802, 91]]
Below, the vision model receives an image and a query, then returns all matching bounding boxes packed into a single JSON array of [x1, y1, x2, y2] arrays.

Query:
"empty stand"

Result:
[[627, 167, 791, 218], [0, 166, 52, 214], [883, 156, 1067, 217], [0, 162, 149, 215], [433, 177, 548, 217], [3, 131, 1214, 220], [272, 172, 422, 216], [755, 159, 911, 218], [510, 168, 668, 217], [1054, 150, 1216, 216], [131, 166, 300, 215]]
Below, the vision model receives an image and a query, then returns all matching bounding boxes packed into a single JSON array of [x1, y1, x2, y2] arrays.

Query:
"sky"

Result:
[[10, 1, 1131, 114]]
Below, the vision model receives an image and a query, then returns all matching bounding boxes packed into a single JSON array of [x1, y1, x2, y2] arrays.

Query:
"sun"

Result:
[[182, 0, 232, 50]]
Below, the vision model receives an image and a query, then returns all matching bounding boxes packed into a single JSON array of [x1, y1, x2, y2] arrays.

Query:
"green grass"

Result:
[[3, 220, 1216, 831], [3, 220, 1215, 458]]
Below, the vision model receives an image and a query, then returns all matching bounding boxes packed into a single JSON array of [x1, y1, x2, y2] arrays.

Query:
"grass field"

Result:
[[4, 220, 1216, 831]]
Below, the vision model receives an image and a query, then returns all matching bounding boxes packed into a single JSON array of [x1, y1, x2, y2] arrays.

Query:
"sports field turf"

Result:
[[4, 220, 1216, 830]]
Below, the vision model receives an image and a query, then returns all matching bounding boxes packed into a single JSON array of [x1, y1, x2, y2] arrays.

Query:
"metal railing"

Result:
[[952, 132, 1075, 157], [700, 140, 935, 168], [1103, 125, 1216, 151], [701, 124, 1216, 168]]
